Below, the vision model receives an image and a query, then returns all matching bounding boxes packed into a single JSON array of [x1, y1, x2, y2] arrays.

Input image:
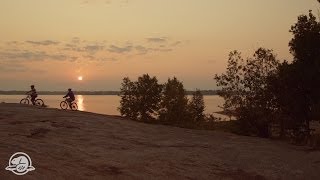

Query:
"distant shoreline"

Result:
[[0, 90, 220, 96]]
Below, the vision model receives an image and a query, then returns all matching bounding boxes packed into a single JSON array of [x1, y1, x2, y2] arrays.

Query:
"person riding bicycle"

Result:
[[63, 88, 75, 108], [27, 85, 37, 105]]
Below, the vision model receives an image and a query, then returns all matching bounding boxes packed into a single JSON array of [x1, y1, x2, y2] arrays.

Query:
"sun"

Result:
[[78, 76, 83, 81]]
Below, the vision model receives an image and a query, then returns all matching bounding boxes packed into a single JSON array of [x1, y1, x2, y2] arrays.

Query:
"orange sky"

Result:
[[0, 0, 318, 91]]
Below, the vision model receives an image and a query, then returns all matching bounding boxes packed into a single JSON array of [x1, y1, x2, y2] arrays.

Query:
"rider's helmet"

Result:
[[31, 85, 35, 88], [68, 88, 72, 91]]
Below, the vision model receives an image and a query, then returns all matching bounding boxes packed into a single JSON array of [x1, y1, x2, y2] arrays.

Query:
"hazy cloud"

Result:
[[82, 55, 117, 62], [108, 45, 133, 53], [83, 55, 95, 60], [64, 39, 105, 53], [26, 40, 60, 46], [0, 50, 68, 61], [0, 51, 46, 61], [6, 41, 21, 45], [99, 57, 117, 61], [72, 37, 81, 43], [147, 37, 167, 43], [0, 62, 47, 73], [135, 45, 149, 54], [70, 56, 79, 62], [151, 48, 173, 52], [63, 43, 84, 52], [84, 45, 104, 52], [1, 37, 182, 64]]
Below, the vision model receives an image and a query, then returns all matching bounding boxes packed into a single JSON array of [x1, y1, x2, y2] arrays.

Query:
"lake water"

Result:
[[0, 95, 225, 118]]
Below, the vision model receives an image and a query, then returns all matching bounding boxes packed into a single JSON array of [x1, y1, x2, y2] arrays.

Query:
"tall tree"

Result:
[[215, 48, 280, 137], [288, 9, 320, 129]]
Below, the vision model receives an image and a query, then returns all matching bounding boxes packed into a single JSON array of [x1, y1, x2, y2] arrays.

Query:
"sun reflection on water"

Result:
[[76, 95, 85, 111]]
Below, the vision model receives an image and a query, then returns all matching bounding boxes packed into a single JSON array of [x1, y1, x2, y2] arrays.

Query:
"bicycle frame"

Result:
[[60, 98, 78, 110]]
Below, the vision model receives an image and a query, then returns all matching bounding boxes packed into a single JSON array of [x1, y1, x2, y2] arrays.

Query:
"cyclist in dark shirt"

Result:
[[63, 88, 75, 108], [27, 85, 37, 105]]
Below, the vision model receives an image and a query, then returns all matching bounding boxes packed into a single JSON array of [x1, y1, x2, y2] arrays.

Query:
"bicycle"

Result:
[[60, 98, 78, 110], [20, 95, 44, 106]]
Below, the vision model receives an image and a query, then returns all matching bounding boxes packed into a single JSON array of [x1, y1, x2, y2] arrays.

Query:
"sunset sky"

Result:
[[0, 0, 318, 91]]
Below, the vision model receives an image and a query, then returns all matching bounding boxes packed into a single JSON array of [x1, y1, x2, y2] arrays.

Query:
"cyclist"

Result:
[[63, 88, 75, 108], [27, 85, 38, 105]]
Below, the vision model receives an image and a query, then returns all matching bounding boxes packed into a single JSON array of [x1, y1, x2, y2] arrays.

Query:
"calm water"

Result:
[[0, 95, 225, 117]]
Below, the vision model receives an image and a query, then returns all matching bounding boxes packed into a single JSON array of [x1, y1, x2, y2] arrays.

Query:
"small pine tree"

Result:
[[118, 77, 138, 120], [188, 89, 205, 123]]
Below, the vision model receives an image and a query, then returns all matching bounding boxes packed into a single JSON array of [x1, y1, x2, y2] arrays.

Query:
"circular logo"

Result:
[[5, 152, 35, 175]]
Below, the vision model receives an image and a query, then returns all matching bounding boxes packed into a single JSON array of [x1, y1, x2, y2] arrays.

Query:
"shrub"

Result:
[[188, 89, 205, 124]]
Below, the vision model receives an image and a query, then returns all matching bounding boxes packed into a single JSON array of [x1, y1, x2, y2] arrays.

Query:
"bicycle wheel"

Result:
[[71, 102, 78, 110], [35, 99, 44, 106], [60, 101, 68, 110], [20, 98, 29, 105]]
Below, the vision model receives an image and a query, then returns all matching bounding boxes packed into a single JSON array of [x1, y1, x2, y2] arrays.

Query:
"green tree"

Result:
[[135, 74, 163, 121], [288, 10, 320, 130], [215, 48, 280, 137], [262, 6, 320, 140], [188, 89, 205, 123], [214, 50, 245, 113], [119, 77, 138, 120], [159, 77, 189, 124], [266, 61, 297, 137], [118, 74, 163, 122]]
